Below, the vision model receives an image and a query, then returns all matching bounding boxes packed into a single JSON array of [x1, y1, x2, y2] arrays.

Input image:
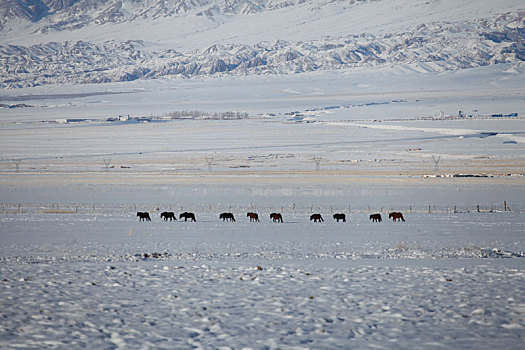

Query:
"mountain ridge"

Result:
[[1, 0, 523, 88], [2, 0, 360, 31]]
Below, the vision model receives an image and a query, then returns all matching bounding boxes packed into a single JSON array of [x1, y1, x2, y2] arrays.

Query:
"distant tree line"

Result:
[[164, 110, 249, 120]]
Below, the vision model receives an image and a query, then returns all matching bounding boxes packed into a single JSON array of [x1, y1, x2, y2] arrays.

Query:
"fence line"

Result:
[[0, 202, 521, 215]]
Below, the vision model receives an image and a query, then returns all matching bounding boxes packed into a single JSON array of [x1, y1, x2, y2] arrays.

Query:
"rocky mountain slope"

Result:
[[3, 0, 330, 31], [0, 0, 523, 88]]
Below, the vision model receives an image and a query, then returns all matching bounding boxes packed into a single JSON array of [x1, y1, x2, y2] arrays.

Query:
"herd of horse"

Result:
[[137, 211, 405, 223]]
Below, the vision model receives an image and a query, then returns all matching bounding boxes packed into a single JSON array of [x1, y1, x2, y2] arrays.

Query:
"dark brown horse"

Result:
[[247, 212, 259, 222], [333, 213, 346, 222], [369, 213, 382, 222], [219, 212, 236, 222], [160, 211, 176, 221], [270, 213, 283, 223], [137, 212, 151, 221], [389, 212, 405, 222], [310, 213, 324, 222], [179, 212, 196, 222]]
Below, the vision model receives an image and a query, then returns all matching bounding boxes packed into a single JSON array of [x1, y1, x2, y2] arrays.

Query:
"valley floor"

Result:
[[1, 65, 524, 348]]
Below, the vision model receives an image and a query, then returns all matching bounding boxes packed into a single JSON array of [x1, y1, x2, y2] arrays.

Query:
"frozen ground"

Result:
[[1, 125, 524, 349], [1, 66, 524, 185], [1, 205, 524, 349], [1, 63, 524, 121], [1, 51, 524, 350]]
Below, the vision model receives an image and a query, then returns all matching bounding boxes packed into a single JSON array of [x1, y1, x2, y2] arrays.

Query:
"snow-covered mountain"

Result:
[[1, 0, 523, 88], [1, 0, 291, 30]]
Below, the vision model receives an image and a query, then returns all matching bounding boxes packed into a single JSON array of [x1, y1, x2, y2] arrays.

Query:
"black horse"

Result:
[[137, 212, 151, 221], [270, 213, 283, 223], [160, 212, 176, 221], [219, 212, 236, 222], [310, 213, 324, 222], [179, 212, 196, 222], [369, 213, 382, 222], [333, 213, 346, 222], [247, 212, 259, 222]]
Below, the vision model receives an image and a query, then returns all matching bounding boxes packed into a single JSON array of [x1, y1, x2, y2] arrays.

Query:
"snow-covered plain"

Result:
[[1, 63, 525, 349], [1, 88, 525, 348], [1, 205, 524, 349], [1, 0, 525, 348]]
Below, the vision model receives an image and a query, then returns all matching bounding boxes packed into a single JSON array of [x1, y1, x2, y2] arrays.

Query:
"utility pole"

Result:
[[13, 159, 21, 172], [206, 157, 213, 172], [103, 158, 111, 171], [432, 155, 441, 173], [313, 157, 322, 171]]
